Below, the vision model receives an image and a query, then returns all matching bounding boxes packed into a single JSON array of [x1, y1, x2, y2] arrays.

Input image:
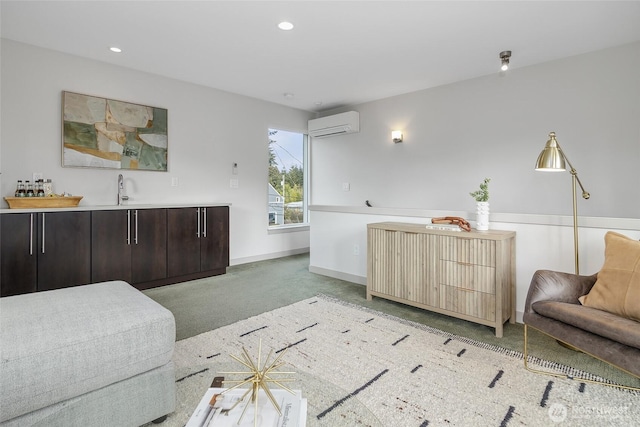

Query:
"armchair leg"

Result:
[[523, 324, 640, 392]]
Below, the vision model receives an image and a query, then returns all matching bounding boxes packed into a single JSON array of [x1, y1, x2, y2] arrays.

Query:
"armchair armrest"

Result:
[[524, 270, 598, 314]]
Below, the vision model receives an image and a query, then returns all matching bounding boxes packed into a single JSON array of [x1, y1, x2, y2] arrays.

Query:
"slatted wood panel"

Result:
[[397, 231, 439, 307], [367, 228, 395, 295], [367, 222, 515, 337], [439, 285, 496, 321], [439, 261, 495, 294]]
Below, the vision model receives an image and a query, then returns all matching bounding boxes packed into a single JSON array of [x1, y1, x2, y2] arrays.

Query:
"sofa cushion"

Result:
[[532, 300, 640, 350], [0, 281, 176, 423], [579, 231, 640, 322]]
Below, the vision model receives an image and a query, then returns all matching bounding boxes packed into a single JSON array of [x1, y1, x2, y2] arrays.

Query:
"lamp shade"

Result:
[[535, 132, 566, 171]]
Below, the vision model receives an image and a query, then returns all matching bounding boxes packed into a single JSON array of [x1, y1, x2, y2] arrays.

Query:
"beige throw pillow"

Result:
[[579, 231, 640, 322]]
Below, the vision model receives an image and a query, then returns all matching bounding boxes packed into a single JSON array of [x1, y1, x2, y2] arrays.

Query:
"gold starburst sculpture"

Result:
[[219, 339, 296, 426]]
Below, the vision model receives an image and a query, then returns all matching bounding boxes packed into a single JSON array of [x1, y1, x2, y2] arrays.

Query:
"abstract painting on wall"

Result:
[[62, 91, 168, 171]]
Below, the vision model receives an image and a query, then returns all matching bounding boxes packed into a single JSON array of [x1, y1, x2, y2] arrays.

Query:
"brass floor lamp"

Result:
[[535, 132, 590, 275], [531, 131, 592, 353]]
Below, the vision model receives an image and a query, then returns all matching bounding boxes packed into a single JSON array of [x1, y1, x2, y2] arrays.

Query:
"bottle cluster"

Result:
[[15, 179, 53, 197]]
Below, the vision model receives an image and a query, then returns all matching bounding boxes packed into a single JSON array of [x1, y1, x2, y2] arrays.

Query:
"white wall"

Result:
[[0, 40, 312, 264], [308, 42, 640, 322], [310, 42, 640, 219]]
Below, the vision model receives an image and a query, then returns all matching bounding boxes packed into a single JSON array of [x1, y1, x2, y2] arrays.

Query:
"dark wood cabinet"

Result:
[[91, 208, 167, 287], [1, 211, 90, 296], [202, 206, 229, 271], [2, 204, 227, 296], [92, 209, 132, 283], [1, 213, 37, 296], [37, 211, 91, 291], [131, 208, 167, 284], [167, 206, 229, 277], [167, 208, 201, 277]]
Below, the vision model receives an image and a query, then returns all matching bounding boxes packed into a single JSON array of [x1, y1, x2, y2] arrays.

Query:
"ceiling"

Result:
[[2, 1, 640, 112]]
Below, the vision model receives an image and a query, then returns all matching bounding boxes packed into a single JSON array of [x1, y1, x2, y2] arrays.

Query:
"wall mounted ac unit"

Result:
[[308, 111, 360, 138]]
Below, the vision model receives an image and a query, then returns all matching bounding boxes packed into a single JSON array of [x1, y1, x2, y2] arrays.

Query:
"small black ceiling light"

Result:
[[500, 50, 511, 71]]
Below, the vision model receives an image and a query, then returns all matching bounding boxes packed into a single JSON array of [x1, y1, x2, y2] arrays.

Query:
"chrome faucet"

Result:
[[117, 174, 129, 205]]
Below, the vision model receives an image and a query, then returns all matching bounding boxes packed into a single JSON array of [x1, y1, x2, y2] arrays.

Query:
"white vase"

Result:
[[476, 202, 490, 231]]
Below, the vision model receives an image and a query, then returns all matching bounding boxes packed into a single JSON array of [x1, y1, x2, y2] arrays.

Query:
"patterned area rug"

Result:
[[165, 295, 638, 426]]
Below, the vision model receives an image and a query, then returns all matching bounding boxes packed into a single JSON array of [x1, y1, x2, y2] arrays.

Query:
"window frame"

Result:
[[267, 128, 309, 232]]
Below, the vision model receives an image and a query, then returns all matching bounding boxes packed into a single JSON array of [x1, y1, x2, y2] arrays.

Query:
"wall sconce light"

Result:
[[500, 50, 511, 71], [392, 130, 403, 143]]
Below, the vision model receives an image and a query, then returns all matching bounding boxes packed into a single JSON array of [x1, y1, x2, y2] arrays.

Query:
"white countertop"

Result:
[[0, 202, 231, 214]]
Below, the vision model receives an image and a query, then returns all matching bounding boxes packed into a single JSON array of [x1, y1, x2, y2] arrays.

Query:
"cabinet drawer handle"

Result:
[[203, 208, 207, 237], [134, 210, 138, 245], [29, 213, 34, 255], [128, 210, 131, 245], [197, 208, 200, 238], [41, 213, 46, 254]]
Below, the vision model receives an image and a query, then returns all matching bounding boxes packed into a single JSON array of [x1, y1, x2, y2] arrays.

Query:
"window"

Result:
[[268, 128, 308, 227]]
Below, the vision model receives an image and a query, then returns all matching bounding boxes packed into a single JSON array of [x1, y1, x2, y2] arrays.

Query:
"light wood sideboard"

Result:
[[366, 222, 516, 337]]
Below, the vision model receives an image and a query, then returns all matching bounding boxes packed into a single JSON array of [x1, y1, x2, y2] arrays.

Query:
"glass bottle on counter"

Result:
[[15, 180, 25, 197], [37, 180, 45, 197], [25, 180, 34, 197]]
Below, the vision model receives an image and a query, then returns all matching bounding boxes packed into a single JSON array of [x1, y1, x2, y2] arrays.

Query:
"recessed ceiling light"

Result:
[[278, 21, 294, 31], [109, 47, 122, 53]]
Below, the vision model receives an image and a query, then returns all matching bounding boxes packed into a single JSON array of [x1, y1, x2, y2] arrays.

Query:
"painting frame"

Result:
[[62, 91, 168, 171]]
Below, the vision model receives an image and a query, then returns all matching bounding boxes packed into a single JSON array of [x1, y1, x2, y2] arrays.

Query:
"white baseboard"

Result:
[[230, 247, 310, 266], [308, 265, 367, 286]]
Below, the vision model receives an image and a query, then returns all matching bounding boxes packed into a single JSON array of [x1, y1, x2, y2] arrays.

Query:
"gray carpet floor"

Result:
[[143, 253, 640, 389]]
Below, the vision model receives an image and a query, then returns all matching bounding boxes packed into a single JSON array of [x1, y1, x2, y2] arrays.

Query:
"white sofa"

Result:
[[0, 281, 176, 426]]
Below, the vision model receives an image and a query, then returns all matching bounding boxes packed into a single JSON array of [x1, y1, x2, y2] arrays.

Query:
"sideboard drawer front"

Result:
[[439, 236, 496, 267], [439, 261, 496, 294], [439, 285, 496, 321]]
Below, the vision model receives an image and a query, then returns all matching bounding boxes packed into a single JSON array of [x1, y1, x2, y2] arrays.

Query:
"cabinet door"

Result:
[[91, 210, 132, 283], [201, 206, 229, 271], [1, 213, 37, 296], [167, 207, 200, 277], [131, 209, 167, 283], [398, 231, 439, 307], [367, 228, 395, 295], [37, 211, 91, 291]]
